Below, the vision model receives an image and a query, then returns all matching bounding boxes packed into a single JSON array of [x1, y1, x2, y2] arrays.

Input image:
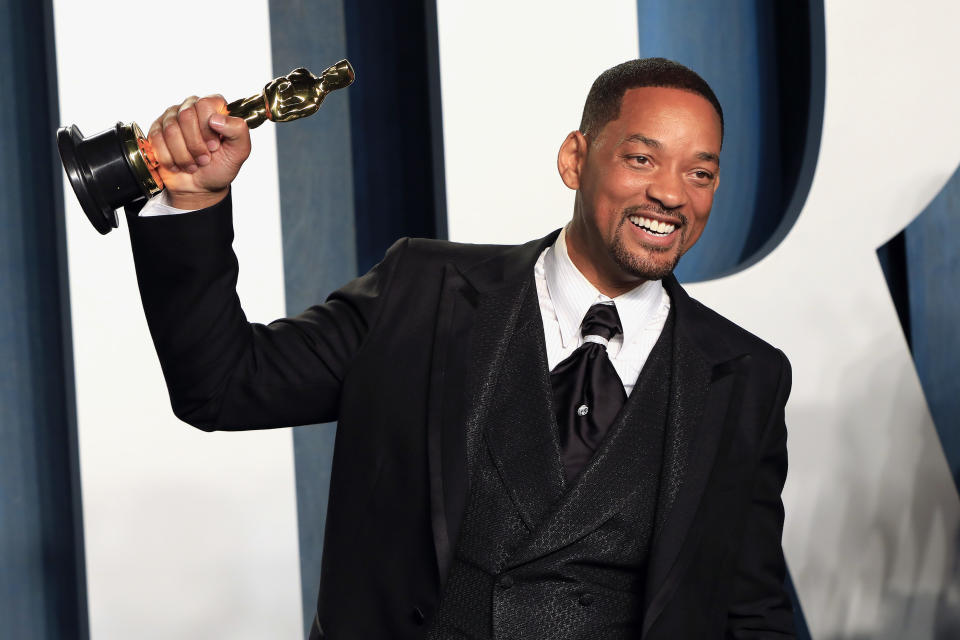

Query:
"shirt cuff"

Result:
[[138, 190, 197, 217]]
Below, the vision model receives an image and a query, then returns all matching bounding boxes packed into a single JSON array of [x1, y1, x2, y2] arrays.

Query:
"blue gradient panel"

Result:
[[268, 1, 356, 634], [270, 0, 446, 632], [636, 0, 824, 282], [636, 3, 821, 634], [343, 0, 446, 269], [879, 163, 960, 487], [0, 0, 87, 637]]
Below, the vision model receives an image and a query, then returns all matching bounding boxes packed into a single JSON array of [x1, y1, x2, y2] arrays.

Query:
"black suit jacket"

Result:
[[127, 195, 795, 639]]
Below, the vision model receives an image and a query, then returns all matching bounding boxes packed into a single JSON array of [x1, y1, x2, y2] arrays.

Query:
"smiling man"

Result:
[[130, 57, 795, 638]]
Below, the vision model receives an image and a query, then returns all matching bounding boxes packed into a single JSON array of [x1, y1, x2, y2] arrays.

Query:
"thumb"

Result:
[[209, 113, 250, 147], [208, 112, 251, 165]]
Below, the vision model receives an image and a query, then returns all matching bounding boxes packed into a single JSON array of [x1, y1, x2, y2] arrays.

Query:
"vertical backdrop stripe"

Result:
[[267, 1, 357, 635], [273, 0, 449, 632], [53, 1, 303, 637], [0, 0, 87, 637]]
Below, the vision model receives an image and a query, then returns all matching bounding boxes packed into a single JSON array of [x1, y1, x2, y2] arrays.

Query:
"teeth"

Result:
[[628, 215, 676, 236]]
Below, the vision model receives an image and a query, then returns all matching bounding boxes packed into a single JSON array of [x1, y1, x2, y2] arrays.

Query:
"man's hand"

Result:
[[147, 94, 251, 210]]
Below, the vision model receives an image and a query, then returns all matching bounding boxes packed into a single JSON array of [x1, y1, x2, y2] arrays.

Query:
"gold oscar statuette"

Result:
[[57, 59, 355, 234]]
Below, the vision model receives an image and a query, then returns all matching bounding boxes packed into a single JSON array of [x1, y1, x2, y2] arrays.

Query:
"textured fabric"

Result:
[[427, 286, 675, 640], [127, 203, 796, 638], [535, 226, 670, 395], [550, 303, 628, 483]]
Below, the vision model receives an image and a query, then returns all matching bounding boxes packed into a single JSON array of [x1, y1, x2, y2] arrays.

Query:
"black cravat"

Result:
[[550, 303, 627, 483]]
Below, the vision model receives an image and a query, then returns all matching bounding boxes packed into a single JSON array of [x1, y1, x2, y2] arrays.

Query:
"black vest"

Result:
[[427, 291, 675, 640]]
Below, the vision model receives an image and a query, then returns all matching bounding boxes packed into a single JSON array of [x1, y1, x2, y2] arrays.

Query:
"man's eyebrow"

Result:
[[621, 133, 662, 149], [621, 133, 720, 165], [696, 151, 720, 165]]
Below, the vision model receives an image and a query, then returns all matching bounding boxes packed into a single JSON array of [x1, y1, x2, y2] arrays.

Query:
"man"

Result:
[[130, 58, 795, 638]]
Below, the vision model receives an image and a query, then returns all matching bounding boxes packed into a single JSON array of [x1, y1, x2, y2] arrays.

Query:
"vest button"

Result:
[[578, 592, 594, 606], [411, 606, 426, 625], [498, 574, 515, 589]]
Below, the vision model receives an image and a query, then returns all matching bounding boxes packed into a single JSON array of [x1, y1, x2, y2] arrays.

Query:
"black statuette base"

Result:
[[57, 123, 147, 235]]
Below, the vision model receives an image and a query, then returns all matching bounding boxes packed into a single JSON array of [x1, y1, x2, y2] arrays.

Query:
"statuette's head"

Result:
[[320, 60, 355, 92]]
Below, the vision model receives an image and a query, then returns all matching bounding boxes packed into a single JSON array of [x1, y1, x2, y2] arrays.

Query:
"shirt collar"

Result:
[[544, 226, 665, 349]]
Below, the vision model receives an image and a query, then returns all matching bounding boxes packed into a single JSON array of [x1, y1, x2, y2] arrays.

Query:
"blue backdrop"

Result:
[[0, 0, 87, 638]]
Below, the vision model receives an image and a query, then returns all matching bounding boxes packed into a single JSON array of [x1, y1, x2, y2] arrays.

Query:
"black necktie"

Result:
[[550, 303, 627, 483]]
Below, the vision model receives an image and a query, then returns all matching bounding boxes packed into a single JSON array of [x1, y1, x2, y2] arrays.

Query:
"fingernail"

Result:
[[169, 165, 181, 173], [206, 139, 219, 151], [196, 154, 210, 166], [186, 164, 199, 173], [209, 113, 226, 127]]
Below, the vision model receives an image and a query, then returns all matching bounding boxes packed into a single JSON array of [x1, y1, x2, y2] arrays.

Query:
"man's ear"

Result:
[[558, 131, 588, 190]]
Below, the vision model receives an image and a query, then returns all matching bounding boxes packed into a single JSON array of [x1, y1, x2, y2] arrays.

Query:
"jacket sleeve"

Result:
[[726, 350, 797, 638], [126, 193, 407, 431]]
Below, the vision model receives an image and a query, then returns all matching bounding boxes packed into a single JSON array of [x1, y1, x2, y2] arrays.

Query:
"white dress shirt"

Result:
[[140, 195, 671, 396], [138, 190, 194, 217], [534, 226, 671, 397]]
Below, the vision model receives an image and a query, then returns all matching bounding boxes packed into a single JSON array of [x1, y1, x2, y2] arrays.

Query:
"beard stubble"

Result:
[[608, 210, 685, 281]]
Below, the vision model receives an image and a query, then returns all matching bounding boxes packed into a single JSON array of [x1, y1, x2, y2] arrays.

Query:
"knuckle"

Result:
[[199, 94, 225, 108], [177, 107, 198, 124], [178, 95, 199, 111]]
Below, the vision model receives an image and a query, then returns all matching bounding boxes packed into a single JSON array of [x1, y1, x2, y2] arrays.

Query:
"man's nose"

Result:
[[646, 170, 687, 209]]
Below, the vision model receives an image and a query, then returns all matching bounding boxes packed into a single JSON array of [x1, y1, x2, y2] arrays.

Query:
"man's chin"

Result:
[[611, 242, 681, 282]]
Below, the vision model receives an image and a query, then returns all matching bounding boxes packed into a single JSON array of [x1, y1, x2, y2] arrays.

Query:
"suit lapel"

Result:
[[425, 232, 560, 584], [481, 284, 566, 530], [641, 276, 752, 635]]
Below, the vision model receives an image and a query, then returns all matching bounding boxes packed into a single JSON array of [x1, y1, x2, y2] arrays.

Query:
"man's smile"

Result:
[[625, 213, 683, 248]]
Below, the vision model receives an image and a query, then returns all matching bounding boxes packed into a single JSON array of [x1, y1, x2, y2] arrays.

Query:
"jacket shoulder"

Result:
[[674, 283, 789, 372], [401, 237, 527, 267]]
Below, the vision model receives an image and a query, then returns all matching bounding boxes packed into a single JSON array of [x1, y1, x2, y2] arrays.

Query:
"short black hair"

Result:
[[579, 57, 724, 142]]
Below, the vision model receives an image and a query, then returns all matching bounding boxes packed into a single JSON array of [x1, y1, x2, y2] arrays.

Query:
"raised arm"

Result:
[[126, 94, 405, 431]]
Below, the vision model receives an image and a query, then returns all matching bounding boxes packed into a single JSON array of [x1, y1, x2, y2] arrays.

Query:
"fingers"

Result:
[[177, 97, 210, 168], [148, 105, 181, 174], [147, 98, 197, 173], [163, 104, 197, 172], [149, 95, 228, 174], [195, 94, 226, 153]]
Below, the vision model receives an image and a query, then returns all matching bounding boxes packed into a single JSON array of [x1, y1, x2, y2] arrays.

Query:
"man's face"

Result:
[[560, 86, 722, 294]]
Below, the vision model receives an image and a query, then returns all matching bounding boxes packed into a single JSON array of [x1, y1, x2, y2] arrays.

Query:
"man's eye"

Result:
[[692, 170, 714, 181], [629, 155, 650, 166]]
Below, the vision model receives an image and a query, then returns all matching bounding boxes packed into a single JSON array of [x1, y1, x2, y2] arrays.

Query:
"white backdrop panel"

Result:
[[52, 2, 302, 637], [687, 3, 960, 636], [438, 0, 960, 637], [438, 0, 640, 244]]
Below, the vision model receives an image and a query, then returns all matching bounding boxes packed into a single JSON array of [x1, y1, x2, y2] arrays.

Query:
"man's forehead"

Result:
[[617, 87, 720, 123], [605, 88, 722, 150]]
